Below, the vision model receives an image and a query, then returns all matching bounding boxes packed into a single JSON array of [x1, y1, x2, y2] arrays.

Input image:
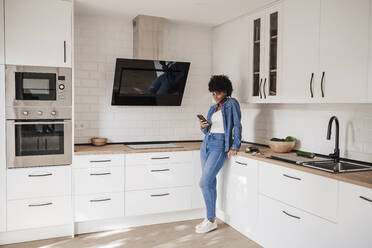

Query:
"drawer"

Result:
[[126, 163, 192, 191], [126, 151, 192, 166], [73, 154, 124, 169], [74, 166, 125, 195], [74, 192, 125, 222], [7, 196, 72, 231], [7, 166, 71, 200], [258, 195, 336, 248], [259, 161, 338, 222], [125, 187, 192, 216]]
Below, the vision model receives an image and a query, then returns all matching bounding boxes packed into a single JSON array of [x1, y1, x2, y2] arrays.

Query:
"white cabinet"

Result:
[[191, 150, 204, 209], [281, 0, 370, 103], [223, 156, 258, 240], [7, 166, 71, 200], [281, 0, 320, 102], [248, 4, 281, 103], [4, 0, 72, 67], [6, 166, 72, 231], [259, 161, 338, 222], [7, 196, 71, 231], [0, 65, 5, 232], [125, 187, 192, 216], [75, 192, 125, 222], [258, 195, 337, 248], [125, 162, 192, 191], [72, 154, 125, 222], [338, 182, 372, 248], [319, 0, 369, 102], [0, 0, 4, 65]]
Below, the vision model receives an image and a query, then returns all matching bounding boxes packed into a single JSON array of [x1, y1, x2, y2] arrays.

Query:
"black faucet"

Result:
[[327, 116, 340, 162]]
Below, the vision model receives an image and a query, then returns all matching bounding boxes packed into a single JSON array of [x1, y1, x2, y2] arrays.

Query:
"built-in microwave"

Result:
[[5, 65, 72, 110]]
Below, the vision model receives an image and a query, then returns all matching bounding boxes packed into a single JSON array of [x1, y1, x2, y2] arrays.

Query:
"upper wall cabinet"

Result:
[[5, 0, 72, 67], [248, 4, 281, 103], [281, 0, 370, 103], [0, 0, 4, 65]]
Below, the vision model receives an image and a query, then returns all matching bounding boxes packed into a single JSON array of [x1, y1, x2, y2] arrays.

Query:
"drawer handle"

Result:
[[89, 160, 111, 163], [90, 198, 111, 202], [151, 169, 170, 172], [282, 210, 301, 220], [360, 196, 372, 203], [90, 172, 111, 176], [28, 173, 52, 177], [283, 174, 301, 181], [151, 156, 170, 160], [150, 193, 170, 197], [235, 161, 247, 166], [28, 202, 53, 207]]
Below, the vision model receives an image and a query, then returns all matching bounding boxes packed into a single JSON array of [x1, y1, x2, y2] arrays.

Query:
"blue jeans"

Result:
[[200, 133, 228, 221]]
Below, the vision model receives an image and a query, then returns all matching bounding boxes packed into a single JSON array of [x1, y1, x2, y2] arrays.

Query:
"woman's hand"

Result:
[[200, 120, 209, 128], [228, 149, 238, 158]]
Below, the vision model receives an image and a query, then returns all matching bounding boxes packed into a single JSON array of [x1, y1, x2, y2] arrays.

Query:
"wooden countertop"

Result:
[[74, 142, 372, 189], [74, 142, 202, 155]]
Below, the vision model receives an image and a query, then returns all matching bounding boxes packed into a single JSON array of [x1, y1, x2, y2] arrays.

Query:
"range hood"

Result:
[[132, 15, 166, 60]]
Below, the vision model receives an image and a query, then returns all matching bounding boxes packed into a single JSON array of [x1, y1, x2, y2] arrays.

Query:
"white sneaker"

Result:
[[195, 220, 218, 234], [195, 218, 208, 230]]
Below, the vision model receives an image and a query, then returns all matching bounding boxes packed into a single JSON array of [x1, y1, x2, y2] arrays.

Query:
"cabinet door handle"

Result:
[[235, 161, 247, 166], [89, 160, 111, 163], [90, 172, 111, 176], [283, 174, 301, 181], [310, 72, 314, 98], [151, 169, 170, 172], [263, 78, 267, 99], [360, 196, 372, 203], [320, 71, 325, 98], [282, 210, 301, 219], [150, 193, 170, 197], [63, 41, 66, 63], [28, 202, 53, 207], [28, 173, 52, 177], [90, 198, 111, 202], [259, 78, 263, 99], [151, 156, 170, 160]]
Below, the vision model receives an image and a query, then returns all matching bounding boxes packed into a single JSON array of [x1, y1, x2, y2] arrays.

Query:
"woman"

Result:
[[196, 75, 242, 234]]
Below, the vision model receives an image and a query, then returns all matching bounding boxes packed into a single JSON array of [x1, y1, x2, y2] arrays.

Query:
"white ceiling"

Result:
[[75, 0, 276, 26]]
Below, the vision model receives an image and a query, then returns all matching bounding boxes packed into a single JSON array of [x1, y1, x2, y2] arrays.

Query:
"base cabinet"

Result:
[[223, 156, 258, 239], [7, 196, 71, 231], [258, 195, 336, 248], [338, 182, 372, 248]]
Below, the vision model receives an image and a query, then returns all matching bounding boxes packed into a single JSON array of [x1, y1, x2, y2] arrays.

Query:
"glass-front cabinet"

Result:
[[249, 5, 280, 103]]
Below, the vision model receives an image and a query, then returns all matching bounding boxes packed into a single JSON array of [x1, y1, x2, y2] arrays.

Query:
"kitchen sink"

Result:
[[300, 160, 372, 173]]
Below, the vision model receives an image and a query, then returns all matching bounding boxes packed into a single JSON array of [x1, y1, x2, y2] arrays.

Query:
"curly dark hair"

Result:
[[208, 75, 233, 96]]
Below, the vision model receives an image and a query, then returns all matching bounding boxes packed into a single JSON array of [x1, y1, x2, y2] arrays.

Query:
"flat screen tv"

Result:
[[111, 58, 190, 106]]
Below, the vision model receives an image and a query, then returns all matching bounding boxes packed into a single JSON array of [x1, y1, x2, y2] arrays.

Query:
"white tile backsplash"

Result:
[[74, 15, 212, 144]]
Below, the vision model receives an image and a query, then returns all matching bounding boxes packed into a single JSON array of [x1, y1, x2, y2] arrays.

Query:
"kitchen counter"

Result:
[[74, 142, 372, 189], [74, 142, 202, 155]]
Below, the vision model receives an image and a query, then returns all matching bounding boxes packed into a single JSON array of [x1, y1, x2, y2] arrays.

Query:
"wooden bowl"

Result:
[[268, 140, 295, 153], [91, 137, 107, 146]]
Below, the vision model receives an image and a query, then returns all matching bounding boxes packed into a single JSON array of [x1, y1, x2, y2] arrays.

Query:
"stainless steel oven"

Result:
[[5, 65, 71, 110], [6, 119, 72, 168]]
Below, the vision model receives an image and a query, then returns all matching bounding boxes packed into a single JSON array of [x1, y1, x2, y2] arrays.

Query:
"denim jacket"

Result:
[[200, 97, 242, 153]]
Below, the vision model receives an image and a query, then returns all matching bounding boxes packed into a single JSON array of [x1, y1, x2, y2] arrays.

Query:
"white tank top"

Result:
[[210, 110, 225, 134]]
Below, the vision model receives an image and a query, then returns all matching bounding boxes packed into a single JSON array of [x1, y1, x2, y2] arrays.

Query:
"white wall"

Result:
[[213, 13, 372, 162], [74, 15, 213, 144]]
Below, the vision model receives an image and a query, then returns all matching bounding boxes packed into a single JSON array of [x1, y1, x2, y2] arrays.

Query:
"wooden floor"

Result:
[[1, 219, 262, 248]]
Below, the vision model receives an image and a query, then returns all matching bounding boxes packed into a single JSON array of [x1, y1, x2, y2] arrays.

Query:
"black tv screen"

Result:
[[111, 58, 190, 106]]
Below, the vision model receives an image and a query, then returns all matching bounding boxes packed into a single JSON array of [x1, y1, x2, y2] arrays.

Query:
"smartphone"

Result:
[[197, 114, 208, 123]]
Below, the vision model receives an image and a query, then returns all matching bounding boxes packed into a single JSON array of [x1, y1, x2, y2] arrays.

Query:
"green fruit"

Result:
[[285, 136, 295, 142], [296, 151, 315, 158]]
